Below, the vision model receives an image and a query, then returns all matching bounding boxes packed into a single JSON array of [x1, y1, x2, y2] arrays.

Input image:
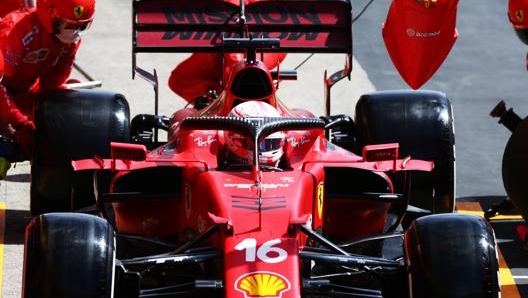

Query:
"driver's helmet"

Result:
[[225, 101, 286, 167], [508, 0, 528, 44], [37, 0, 95, 43]]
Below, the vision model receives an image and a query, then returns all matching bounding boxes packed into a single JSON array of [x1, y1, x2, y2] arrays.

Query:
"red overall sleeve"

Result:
[[169, 52, 287, 103], [168, 53, 225, 102], [0, 15, 27, 126], [0, 0, 22, 18], [0, 83, 27, 125]]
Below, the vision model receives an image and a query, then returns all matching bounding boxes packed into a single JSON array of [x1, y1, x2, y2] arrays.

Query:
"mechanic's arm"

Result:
[[0, 83, 27, 126], [0, 31, 33, 126], [260, 52, 287, 69], [0, 82, 35, 158], [222, 52, 287, 77], [168, 53, 224, 102]]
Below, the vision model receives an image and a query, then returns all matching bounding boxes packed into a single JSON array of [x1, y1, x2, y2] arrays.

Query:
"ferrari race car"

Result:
[[22, 0, 500, 298]]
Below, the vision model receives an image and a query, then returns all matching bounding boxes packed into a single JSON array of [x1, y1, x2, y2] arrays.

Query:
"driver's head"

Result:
[[37, 0, 95, 44], [226, 101, 286, 167], [509, 0, 528, 44]]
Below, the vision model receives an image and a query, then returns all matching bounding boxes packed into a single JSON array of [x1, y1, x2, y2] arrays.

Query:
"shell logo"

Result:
[[235, 271, 290, 298], [23, 49, 49, 64]]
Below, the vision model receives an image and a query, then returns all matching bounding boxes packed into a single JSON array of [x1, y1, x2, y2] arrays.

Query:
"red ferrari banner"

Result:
[[382, 0, 459, 89]]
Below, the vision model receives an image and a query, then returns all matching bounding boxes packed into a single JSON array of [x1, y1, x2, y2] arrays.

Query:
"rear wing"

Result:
[[132, 0, 353, 119], [132, 0, 353, 68], [133, 0, 352, 52]]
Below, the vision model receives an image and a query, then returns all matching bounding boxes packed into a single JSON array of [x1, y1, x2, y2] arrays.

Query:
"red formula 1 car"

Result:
[[22, 1, 499, 298]]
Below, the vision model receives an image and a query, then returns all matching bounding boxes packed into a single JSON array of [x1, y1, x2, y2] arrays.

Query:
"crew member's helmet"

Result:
[[226, 101, 286, 167], [37, 0, 95, 43], [508, 0, 528, 45]]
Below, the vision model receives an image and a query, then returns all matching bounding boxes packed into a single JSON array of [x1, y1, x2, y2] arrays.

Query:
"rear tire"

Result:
[[355, 90, 455, 213], [31, 89, 130, 215], [404, 213, 500, 298], [23, 213, 116, 298]]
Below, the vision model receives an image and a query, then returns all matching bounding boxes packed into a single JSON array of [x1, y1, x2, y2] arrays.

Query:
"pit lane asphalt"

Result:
[[2, 0, 528, 296]]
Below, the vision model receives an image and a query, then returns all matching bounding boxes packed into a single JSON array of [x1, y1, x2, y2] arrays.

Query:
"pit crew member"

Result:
[[508, 0, 528, 45], [0, 0, 95, 165]]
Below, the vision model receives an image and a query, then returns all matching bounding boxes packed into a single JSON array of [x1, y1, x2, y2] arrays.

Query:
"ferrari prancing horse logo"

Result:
[[515, 9, 525, 23], [74, 6, 84, 19], [317, 183, 324, 219]]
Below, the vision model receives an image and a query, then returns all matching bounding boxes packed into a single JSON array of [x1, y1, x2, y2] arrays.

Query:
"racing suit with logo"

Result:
[[0, 8, 80, 168]]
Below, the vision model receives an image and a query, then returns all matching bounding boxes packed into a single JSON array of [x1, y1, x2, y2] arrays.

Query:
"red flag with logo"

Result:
[[383, 0, 459, 89]]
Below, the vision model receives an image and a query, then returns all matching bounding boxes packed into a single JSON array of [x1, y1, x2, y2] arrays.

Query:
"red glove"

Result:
[[13, 120, 36, 160]]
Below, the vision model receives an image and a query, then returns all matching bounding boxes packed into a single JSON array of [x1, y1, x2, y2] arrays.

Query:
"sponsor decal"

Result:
[[51, 49, 70, 67], [279, 176, 294, 183], [287, 136, 311, 148], [197, 215, 207, 233], [235, 271, 290, 298], [135, 1, 350, 49], [3, 49, 21, 67], [224, 183, 290, 189], [415, 0, 438, 8], [22, 48, 49, 64], [161, 8, 323, 41], [405, 28, 441, 38], [22, 25, 39, 46], [317, 182, 324, 219], [194, 135, 217, 147], [141, 217, 161, 231], [185, 184, 191, 219]]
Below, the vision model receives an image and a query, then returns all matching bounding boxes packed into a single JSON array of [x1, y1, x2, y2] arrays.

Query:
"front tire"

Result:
[[23, 213, 116, 298], [355, 90, 455, 213], [404, 213, 500, 298], [31, 89, 130, 215]]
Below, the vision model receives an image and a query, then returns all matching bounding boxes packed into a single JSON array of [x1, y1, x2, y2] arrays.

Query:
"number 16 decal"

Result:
[[235, 238, 288, 264]]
